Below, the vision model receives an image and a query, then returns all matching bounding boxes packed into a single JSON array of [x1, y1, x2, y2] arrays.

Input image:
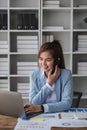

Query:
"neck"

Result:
[[44, 71, 48, 78]]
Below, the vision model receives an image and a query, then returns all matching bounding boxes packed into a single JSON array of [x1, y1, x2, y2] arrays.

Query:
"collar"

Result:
[[39, 69, 46, 79]]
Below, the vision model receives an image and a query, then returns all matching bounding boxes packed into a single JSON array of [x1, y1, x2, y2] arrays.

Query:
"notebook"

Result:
[[0, 90, 42, 118]]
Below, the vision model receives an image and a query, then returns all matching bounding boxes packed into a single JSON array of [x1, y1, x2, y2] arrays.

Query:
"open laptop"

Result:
[[0, 90, 42, 118]]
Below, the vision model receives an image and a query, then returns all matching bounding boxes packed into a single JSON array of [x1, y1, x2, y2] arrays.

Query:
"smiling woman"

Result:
[[38, 51, 54, 77], [24, 40, 73, 114]]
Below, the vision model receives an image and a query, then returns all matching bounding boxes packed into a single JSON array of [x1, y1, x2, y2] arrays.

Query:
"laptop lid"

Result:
[[0, 90, 24, 117]]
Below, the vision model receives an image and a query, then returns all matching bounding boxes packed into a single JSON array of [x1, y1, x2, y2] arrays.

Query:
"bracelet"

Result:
[[41, 105, 44, 112]]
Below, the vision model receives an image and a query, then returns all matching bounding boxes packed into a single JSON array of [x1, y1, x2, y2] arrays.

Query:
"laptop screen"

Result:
[[0, 90, 24, 117], [0, 90, 42, 118]]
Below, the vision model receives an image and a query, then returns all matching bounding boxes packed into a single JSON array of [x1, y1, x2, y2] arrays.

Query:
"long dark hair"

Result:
[[38, 40, 65, 68]]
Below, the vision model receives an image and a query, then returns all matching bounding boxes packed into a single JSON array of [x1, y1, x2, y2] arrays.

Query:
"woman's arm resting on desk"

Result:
[[24, 104, 44, 114]]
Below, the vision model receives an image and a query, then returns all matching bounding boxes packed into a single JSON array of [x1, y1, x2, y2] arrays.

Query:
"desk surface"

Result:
[[0, 115, 17, 130], [0, 114, 87, 130]]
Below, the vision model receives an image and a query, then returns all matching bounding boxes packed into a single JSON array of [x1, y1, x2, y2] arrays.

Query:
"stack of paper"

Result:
[[17, 62, 38, 75], [0, 79, 8, 91], [17, 83, 29, 98], [17, 35, 38, 54], [77, 62, 87, 74], [0, 57, 8, 75], [43, 0, 60, 7], [0, 41, 8, 54], [77, 35, 87, 52], [43, 34, 54, 43], [43, 26, 64, 31]]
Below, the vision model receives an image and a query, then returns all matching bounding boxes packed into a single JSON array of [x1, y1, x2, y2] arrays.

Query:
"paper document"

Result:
[[35, 113, 58, 119], [14, 117, 50, 130], [14, 109, 87, 130], [50, 119, 87, 128], [58, 112, 75, 119], [74, 112, 87, 120], [58, 108, 87, 120]]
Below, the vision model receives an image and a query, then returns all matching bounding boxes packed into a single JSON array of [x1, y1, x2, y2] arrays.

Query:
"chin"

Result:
[[42, 67, 50, 72], [45, 69, 50, 73]]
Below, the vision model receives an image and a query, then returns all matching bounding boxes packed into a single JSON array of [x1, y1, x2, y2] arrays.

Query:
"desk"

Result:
[[0, 115, 17, 130], [0, 114, 87, 130]]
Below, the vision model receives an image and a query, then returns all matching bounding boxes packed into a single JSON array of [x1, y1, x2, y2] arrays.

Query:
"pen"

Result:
[[58, 114, 62, 119]]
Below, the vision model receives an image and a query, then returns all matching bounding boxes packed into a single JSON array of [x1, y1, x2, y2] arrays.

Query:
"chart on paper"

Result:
[[14, 118, 50, 130]]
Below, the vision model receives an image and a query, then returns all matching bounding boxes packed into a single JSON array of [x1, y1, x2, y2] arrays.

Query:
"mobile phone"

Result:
[[51, 60, 59, 74]]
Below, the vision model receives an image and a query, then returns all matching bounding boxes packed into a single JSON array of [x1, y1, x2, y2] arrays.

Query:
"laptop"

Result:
[[0, 90, 42, 118]]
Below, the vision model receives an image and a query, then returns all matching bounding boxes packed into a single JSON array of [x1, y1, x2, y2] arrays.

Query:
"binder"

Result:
[[23, 13, 30, 30], [2, 13, 7, 29], [17, 14, 23, 30], [0, 14, 2, 29], [30, 13, 38, 30]]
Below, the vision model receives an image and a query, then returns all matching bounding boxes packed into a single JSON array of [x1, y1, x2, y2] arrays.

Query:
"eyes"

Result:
[[39, 57, 53, 62]]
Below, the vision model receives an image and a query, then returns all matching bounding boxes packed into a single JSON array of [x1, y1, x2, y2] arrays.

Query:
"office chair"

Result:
[[72, 91, 82, 108]]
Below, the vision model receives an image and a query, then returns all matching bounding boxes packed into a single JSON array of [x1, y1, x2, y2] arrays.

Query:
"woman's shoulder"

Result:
[[30, 68, 42, 78], [61, 68, 71, 73], [61, 68, 72, 77]]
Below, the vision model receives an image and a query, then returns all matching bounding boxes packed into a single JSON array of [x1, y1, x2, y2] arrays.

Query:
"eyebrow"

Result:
[[39, 57, 53, 60]]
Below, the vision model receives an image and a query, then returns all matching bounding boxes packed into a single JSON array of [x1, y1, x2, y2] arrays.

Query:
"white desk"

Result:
[[14, 108, 87, 130], [0, 114, 87, 130], [1, 108, 87, 130]]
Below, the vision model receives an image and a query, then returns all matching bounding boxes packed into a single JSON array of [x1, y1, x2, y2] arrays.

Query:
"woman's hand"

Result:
[[24, 104, 42, 114], [47, 66, 60, 86]]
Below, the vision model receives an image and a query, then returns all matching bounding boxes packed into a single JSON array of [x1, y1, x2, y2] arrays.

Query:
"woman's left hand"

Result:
[[24, 104, 42, 114], [47, 66, 60, 86]]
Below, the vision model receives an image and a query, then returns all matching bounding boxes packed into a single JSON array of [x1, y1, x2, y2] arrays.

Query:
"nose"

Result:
[[42, 60, 47, 66]]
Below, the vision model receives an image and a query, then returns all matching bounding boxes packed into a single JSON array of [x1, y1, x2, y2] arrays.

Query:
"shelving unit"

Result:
[[0, 0, 40, 104], [0, 0, 87, 106], [73, 0, 87, 103]]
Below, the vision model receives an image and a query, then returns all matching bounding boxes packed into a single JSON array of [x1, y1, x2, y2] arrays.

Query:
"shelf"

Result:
[[73, 7, 87, 10], [42, 7, 71, 10], [43, 0, 71, 8], [10, 10, 38, 30], [10, 0, 40, 8], [9, 7, 39, 10], [42, 11, 71, 30], [72, 74, 87, 77], [73, 0, 87, 8], [81, 94, 87, 99], [0, 0, 8, 8], [10, 52, 38, 55], [10, 75, 30, 77], [73, 9, 87, 30], [0, 0, 87, 104]]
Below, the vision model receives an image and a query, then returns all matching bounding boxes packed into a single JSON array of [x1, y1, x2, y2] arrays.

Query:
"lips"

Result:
[[42, 66, 48, 71]]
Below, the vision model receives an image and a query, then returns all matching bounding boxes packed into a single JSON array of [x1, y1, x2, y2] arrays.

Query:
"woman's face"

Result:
[[39, 51, 54, 73]]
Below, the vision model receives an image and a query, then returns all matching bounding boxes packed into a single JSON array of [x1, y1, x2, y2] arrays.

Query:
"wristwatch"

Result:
[[41, 105, 44, 112]]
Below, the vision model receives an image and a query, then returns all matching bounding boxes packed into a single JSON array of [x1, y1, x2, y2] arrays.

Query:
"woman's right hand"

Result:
[[24, 104, 42, 114], [47, 66, 60, 86]]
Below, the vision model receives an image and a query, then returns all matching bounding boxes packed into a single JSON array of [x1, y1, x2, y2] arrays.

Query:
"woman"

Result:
[[24, 40, 73, 114]]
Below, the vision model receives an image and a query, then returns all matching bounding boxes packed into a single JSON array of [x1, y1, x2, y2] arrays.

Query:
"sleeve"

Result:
[[45, 70, 73, 113], [29, 72, 52, 105]]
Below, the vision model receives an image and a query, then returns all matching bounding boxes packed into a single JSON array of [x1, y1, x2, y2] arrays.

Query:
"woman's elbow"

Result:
[[66, 99, 72, 109]]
